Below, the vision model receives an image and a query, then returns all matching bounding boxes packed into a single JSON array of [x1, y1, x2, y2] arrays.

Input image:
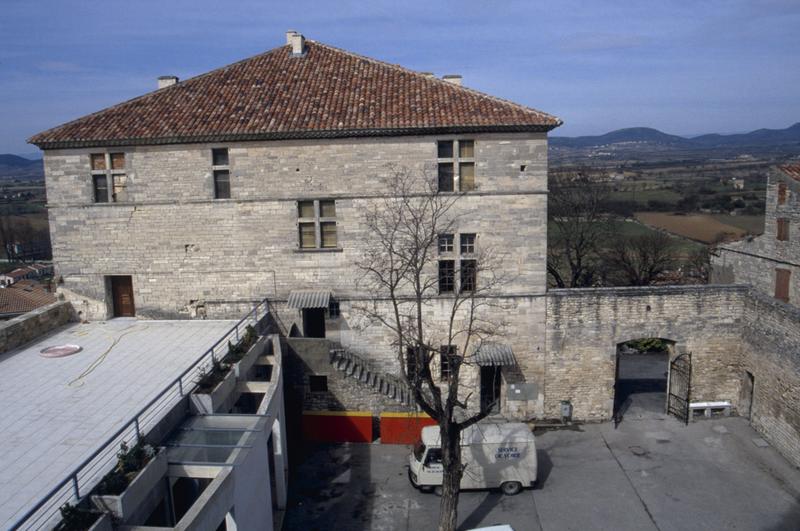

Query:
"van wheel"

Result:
[[434, 486, 443, 496], [500, 481, 522, 495]]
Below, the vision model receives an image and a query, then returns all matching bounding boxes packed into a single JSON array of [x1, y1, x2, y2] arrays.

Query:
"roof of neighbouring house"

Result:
[[28, 38, 561, 149], [778, 164, 800, 182], [0, 281, 55, 317]]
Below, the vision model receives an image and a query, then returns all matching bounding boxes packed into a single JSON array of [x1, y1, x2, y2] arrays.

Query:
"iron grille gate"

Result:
[[667, 352, 692, 424]]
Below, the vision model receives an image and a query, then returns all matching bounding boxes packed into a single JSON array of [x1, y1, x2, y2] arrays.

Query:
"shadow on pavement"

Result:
[[459, 492, 504, 531]]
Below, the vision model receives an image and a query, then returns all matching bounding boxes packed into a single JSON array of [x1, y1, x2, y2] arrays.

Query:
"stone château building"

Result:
[[30, 32, 800, 467]]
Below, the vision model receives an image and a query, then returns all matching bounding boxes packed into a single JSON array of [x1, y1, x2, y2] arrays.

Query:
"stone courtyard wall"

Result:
[[545, 285, 748, 420], [0, 301, 76, 354], [740, 291, 800, 466]]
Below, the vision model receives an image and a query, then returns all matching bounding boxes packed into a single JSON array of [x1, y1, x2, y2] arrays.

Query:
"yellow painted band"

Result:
[[379, 412, 434, 419]]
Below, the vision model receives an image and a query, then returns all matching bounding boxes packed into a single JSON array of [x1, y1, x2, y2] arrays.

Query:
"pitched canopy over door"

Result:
[[287, 290, 331, 309], [473, 342, 517, 366]]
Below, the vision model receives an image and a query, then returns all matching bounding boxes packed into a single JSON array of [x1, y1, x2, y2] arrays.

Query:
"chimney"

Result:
[[442, 74, 462, 86], [420, 72, 435, 78], [158, 75, 179, 89], [286, 30, 306, 56]]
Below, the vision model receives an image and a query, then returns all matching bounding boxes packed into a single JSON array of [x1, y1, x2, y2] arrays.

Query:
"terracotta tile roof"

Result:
[[29, 40, 561, 149], [778, 164, 800, 182], [0, 281, 56, 317]]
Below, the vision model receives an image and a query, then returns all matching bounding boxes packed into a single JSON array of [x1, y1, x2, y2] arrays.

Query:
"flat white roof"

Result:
[[0, 318, 236, 528]]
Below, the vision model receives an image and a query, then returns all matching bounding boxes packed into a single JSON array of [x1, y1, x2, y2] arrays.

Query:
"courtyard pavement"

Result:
[[0, 318, 235, 528], [283, 415, 800, 531]]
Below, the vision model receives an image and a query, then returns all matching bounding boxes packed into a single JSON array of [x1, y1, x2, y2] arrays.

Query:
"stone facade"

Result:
[[45, 133, 547, 320], [711, 168, 800, 305]]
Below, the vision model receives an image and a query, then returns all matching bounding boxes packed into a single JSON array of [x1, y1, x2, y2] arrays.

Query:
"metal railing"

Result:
[[9, 298, 270, 530]]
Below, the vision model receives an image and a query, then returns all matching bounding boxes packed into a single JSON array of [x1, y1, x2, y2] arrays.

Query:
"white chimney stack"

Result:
[[286, 30, 306, 56], [442, 75, 462, 86], [158, 75, 178, 89]]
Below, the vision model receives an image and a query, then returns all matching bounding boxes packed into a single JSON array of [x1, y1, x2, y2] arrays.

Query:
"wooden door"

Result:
[[111, 276, 135, 317]]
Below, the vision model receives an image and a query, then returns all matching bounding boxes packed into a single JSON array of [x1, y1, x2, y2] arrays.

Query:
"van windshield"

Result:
[[413, 440, 425, 461]]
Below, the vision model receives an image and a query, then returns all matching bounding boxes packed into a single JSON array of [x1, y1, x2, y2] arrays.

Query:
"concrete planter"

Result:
[[91, 449, 167, 522], [233, 336, 268, 380], [88, 512, 112, 531], [190, 368, 237, 414]]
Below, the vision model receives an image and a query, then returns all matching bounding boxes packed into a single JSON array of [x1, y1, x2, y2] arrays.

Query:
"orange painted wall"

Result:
[[380, 412, 437, 444], [302, 411, 373, 443]]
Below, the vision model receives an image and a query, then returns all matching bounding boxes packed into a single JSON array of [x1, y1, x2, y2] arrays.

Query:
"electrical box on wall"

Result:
[[507, 383, 537, 401]]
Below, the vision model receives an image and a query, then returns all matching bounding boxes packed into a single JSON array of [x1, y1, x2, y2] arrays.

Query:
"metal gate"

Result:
[[667, 352, 692, 424]]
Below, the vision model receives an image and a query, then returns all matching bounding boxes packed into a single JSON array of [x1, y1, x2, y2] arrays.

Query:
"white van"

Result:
[[408, 422, 537, 495]]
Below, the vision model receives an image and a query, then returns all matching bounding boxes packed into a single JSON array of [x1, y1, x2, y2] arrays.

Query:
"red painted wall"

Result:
[[302, 412, 373, 443], [380, 413, 437, 444]]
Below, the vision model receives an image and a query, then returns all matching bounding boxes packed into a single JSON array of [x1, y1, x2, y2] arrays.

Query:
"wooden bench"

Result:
[[689, 401, 732, 419]]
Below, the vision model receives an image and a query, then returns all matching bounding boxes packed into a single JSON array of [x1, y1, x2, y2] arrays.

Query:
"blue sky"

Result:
[[2, 0, 799, 154]]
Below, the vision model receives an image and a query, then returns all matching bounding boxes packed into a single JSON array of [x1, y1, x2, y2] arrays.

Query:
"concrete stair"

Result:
[[329, 348, 415, 406]]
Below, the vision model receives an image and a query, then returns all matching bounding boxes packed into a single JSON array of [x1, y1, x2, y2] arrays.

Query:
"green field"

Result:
[[609, 188, 683, 205]]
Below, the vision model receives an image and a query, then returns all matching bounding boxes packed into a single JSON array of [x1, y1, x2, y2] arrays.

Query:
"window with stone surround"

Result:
[[437, 140, 475, 192], [438, 260, 455, 293], [775, 268, 791, 303], [439, 232, 478, 293], [212, 148, 231, 199], [298, 199, 338, 249], [90, 152, 127, 203], [777, 218, 790, 241], [438, 234, 454, 253]]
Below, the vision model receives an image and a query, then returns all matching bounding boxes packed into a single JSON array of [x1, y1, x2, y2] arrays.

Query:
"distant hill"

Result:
[[0, 154, 39, 168], [0, 155, 44, 181], [551, 123, 800, 150]]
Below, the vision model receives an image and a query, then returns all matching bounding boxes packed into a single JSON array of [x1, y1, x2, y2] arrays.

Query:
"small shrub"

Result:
[[94, 440, 157, 496], [57, 503, 100, 531]]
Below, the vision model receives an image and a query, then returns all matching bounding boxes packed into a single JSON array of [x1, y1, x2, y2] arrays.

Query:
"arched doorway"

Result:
[[614, 338, 674, 425]]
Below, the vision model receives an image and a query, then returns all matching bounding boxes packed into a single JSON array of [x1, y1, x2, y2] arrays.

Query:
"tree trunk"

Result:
[[438, 423, 462, 531]]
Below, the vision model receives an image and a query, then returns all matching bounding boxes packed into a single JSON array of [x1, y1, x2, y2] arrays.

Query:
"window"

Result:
[[438, 260, 455, 293], [440, 345, 456, 380], [212, 148, 229, 166], [437, 139, 476, 192], [328, 300, 340, 318], [406, 346, 421, 380], [777, 218, 790, 241], [460, 233, 475, 254], [90, 153, 126, 203], [438, 234, 454, 253], [214, 170, 230, 199], [93, 175, 109, 203], [425, 448, 443, 466], [460, 259, 476, 292], [298, 199, 338, 249], [775, 269, 791, 303], [309, 375, 328, 393], [778, 182, 787, 205], [212, 148, 231, 199]]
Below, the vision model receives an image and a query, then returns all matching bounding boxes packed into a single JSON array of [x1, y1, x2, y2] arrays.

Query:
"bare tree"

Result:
[[547, 169, 611, 288], [355, 166, 510, 531], [602, 232, 677, 286]]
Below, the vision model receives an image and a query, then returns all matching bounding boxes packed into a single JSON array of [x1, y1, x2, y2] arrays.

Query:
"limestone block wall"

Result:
[[0, 301, 76, 353], [43, 133, 548, 320], [740, 291, 800, 467], [277, 294, 548, 419], [545, 286, 748, 420]]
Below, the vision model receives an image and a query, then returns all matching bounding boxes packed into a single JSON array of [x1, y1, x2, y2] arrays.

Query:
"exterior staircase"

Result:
[[329, 348, 415, 407]]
